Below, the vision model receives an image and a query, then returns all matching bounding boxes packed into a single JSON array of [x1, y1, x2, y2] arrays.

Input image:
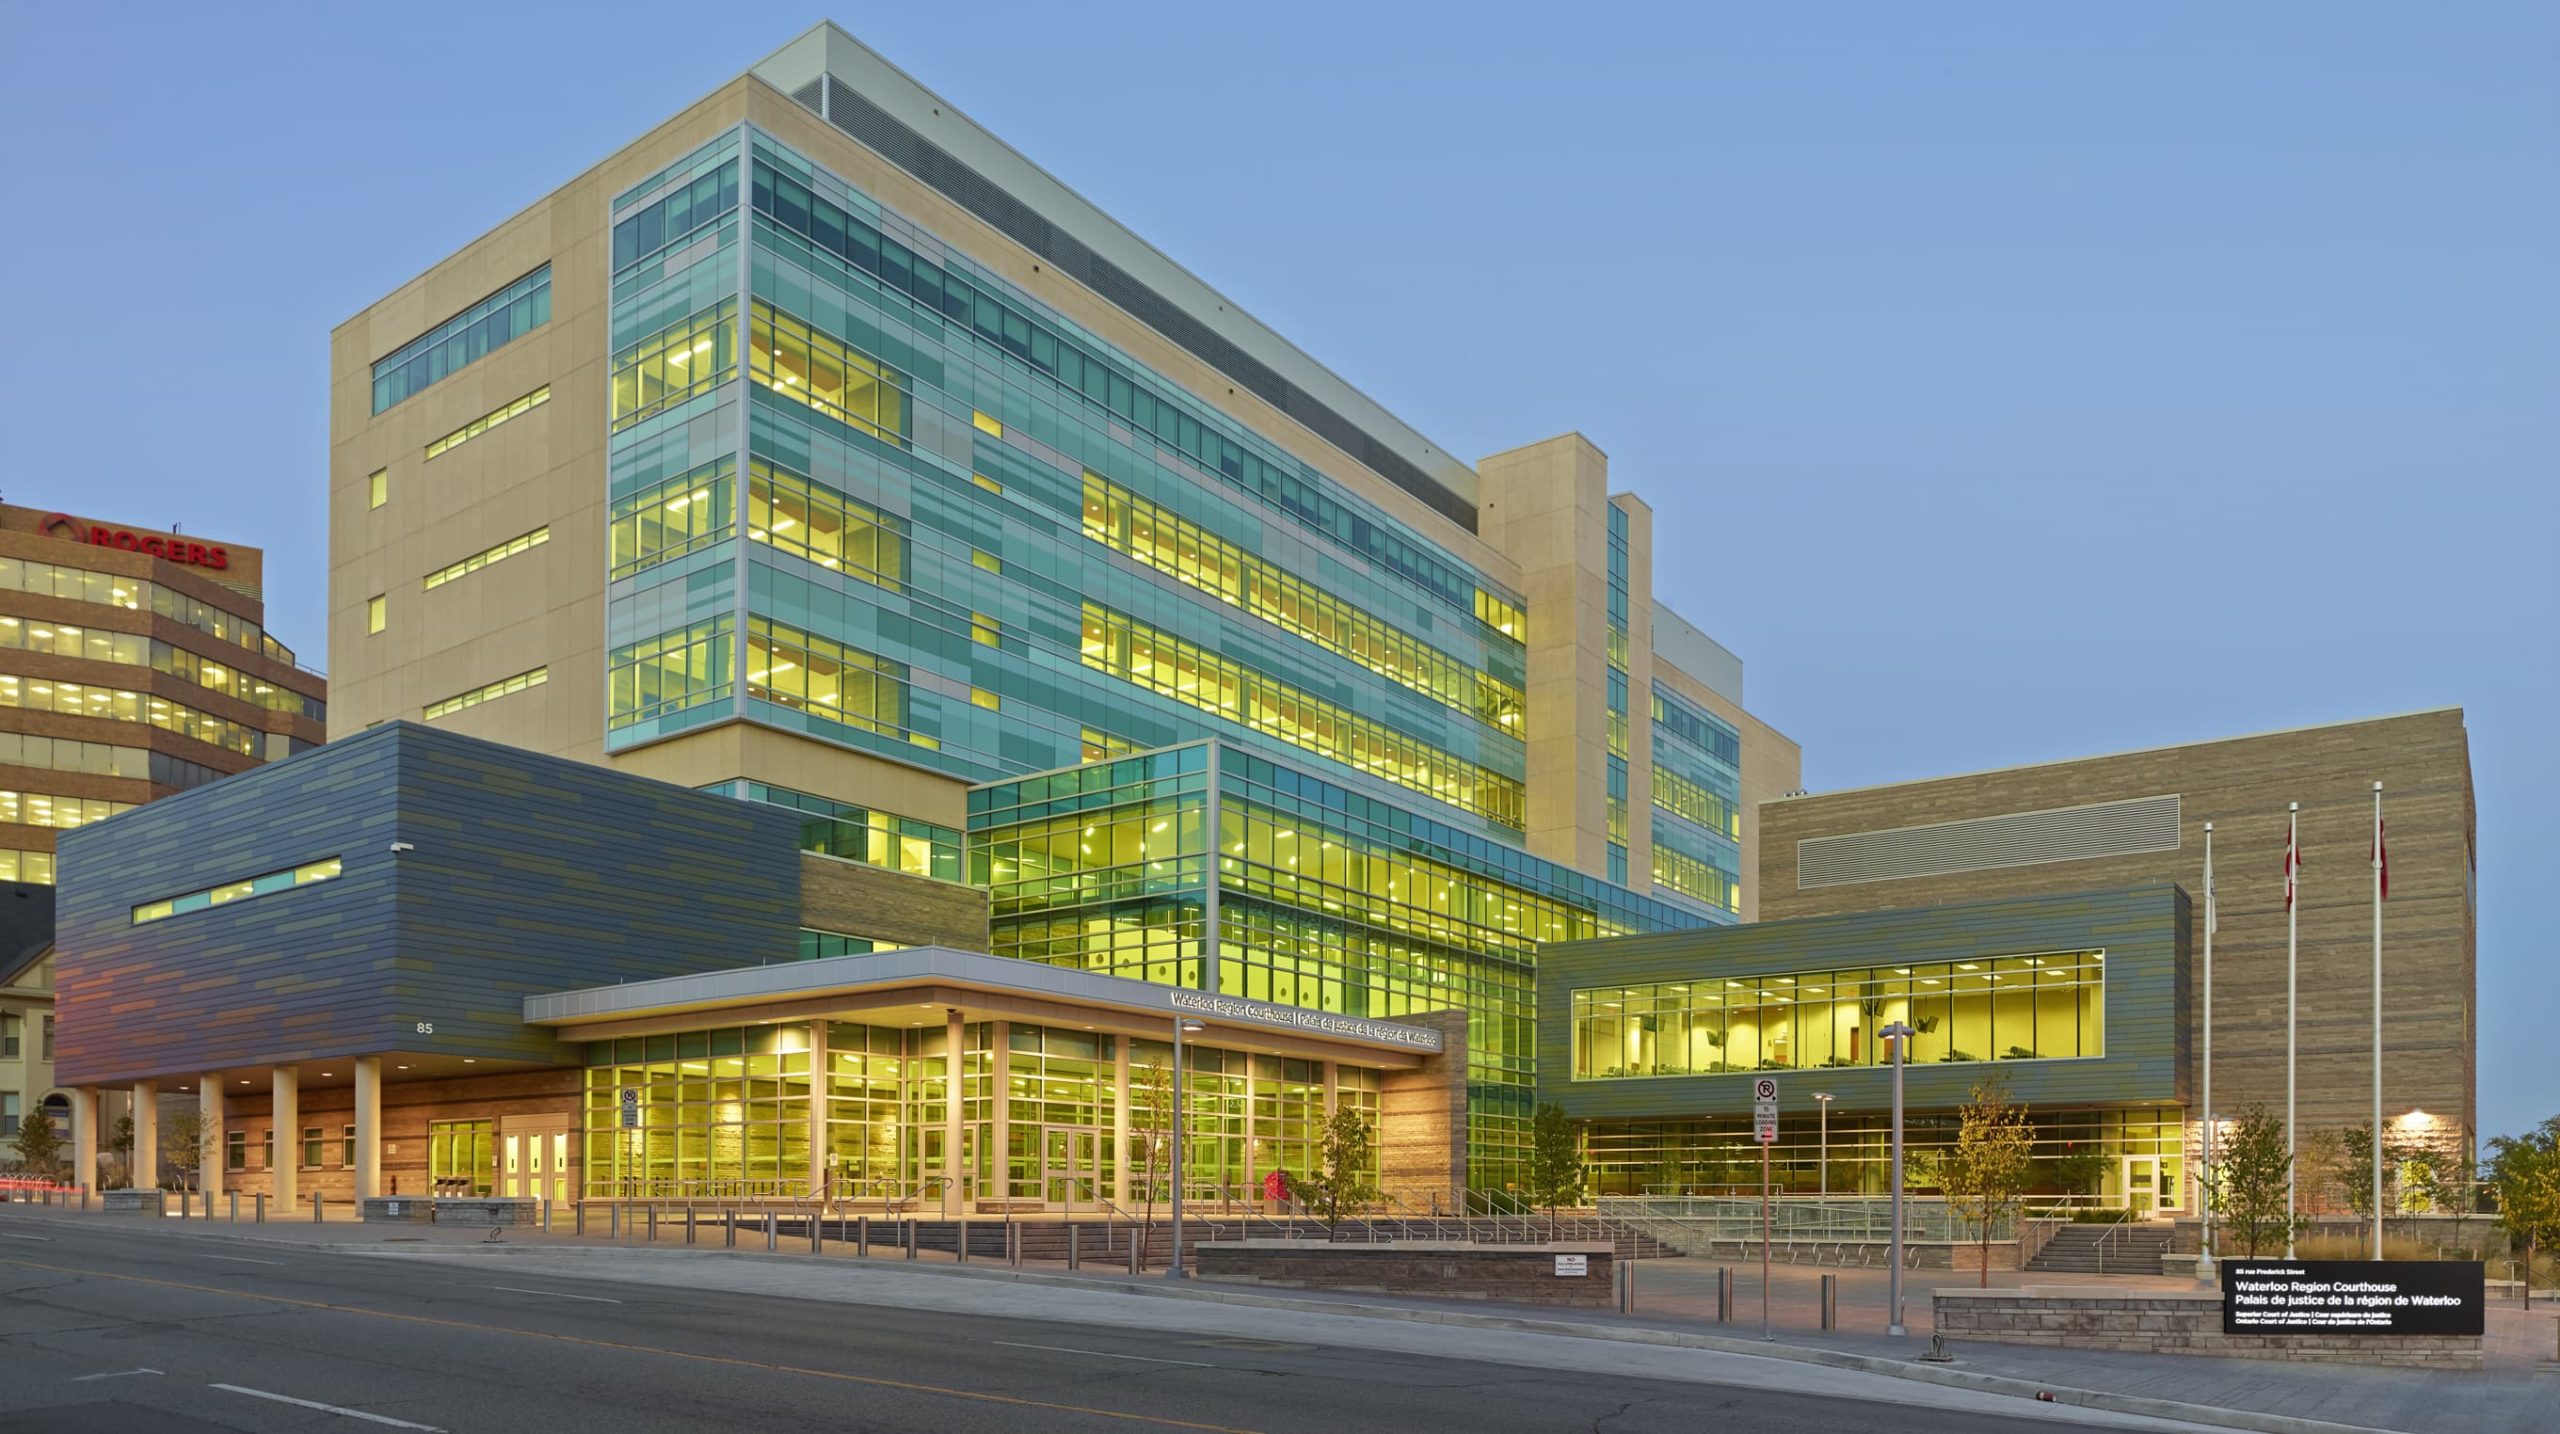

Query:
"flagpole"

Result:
[[2372, 781, 2384, 1259], [2286, 802, 2298, 1259], [2198, 821, 2217, 1284]]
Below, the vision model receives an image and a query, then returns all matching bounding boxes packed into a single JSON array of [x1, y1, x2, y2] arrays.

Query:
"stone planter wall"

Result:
[[1196, 1240, 1617, 1308], [1933, 1287, 2481, 1369], [101, 1189, 165, 1216], [432, 1198, 541, 1227], [359, 1197, 437, 1223]]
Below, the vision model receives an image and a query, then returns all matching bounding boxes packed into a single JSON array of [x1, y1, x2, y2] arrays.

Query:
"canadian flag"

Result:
[[2285, 811, 2301, 910], [2373, 813, 2389, 902]]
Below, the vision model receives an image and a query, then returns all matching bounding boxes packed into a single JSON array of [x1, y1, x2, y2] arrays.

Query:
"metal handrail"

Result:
[[2091, 1202, 2142, 1275]]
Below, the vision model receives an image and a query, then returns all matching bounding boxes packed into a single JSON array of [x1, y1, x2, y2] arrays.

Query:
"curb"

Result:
[[4, 1211, 2412, 1434]]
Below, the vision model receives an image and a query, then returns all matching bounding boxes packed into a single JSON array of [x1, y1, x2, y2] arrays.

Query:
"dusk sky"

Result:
[[4, 4, 2550, 1139]]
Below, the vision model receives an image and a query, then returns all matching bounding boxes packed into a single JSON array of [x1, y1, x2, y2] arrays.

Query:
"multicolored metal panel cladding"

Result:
[[52, 722, 804, 1086]]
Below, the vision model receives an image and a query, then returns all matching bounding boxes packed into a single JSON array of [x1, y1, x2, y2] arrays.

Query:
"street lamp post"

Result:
[[1166, 1016, 1205, 1281], [1813, 1092, 1834, 1198], [1880, 1022, 1914, 1337]]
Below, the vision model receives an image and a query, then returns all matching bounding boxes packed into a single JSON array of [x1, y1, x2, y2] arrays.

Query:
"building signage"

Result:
[[1554, 1254, 1588, 1277], [1166, 990, 1441, 1052], [38, 512, 230, 570], [1753, 1078, 1779, 1144], [618, 1088, 641, 1129], [2221, 1260, 2483, 1336]]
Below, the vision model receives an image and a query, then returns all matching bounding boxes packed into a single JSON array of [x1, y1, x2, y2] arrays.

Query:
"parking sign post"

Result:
[[1754, 1077, 1778, 1340]]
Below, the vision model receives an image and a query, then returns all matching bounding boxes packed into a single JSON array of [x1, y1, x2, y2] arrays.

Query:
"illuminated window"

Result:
[[746, 618, 908, 741], [610, 461, 733, 579], [611, 300, 736, 430], [424, 526, 549, 590], [423, 667, 547, 721], [972, 410, 1002, 437], [608, 618, 732, 729], [0, 851, 54, 885], [424, 385, 550, 459], [972, 474, 1002, 494], [1651, 833, 1741, 914], [0, 557, 299, 666], [971, 614, 1001, 647], [367, 469, 388, 509], [971, 550, 1001, 574], [1473, 589, 1524, 643], [0, 675, 263, 757], [1078, 603, 1524, 830], [133, 856, 343, 925], [1083, 472, 1523, 735], [971, 688, 999, 710], [746, 460, 907, 586], [0, 619, 319, 719], [366, 595, 386, 634], [748, 300, 907, 443], [1653, 763, 1741, 838], [1079, 727, 1140, 764], [0, 790, 135, 830]]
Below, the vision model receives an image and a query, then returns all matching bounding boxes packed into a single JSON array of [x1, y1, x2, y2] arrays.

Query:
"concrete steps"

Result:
[[2026, 1221, 2173, 1275]]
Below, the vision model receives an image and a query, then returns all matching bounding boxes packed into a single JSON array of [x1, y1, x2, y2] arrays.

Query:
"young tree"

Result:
[[1294, 1108, 1378, 1240], [2296, 1127, 2346, 1217], [1525, 1102, 1585, 1236], [2487, 1117, 2560, 1310], [1938, 1077, 2035, 1286], [1132, 1057, 1174, 1269], [11, 1113, 64, 1184], [161, 1109, 215, 1194], [106, 1113, 134, 1190], [2213, 1105, 2307, 1257]]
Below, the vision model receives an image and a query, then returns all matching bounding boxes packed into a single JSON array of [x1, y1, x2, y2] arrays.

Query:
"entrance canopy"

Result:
[[522, 946, 1443, 1068]]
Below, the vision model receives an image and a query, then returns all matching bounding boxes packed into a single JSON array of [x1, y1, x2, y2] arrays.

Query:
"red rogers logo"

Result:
[[39, 512, 229, 571]]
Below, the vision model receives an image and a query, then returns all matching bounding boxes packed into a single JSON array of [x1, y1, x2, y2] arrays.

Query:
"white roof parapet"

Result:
[[523, 946, 1445, 1055]]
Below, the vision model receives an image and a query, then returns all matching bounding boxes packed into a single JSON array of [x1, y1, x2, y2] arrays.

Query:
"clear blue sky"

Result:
[[3, 4, 2551, 1140]]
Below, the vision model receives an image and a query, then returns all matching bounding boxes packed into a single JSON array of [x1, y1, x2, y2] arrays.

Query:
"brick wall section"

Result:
[[798, 855, 989, 951], [209, 1069, 580, 1203], [1763, 710, 2475, 1154], [1932, 1289, 2481, 1369], [1196, 1240, 1616, 1308], [1378, 1010, 1467, 1208]]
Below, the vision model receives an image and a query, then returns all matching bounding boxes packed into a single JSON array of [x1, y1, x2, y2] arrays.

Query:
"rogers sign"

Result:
[[39, 513, 229, 571]]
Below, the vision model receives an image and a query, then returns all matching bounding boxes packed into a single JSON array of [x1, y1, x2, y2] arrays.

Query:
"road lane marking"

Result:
[[200, 1254, 283, 1265], [991, 1340, 1217, 1368], [70, 1368, 161, 1382], [489, 1284, 622, 1304], [211, 1384, 445, 1431], [0, 1232, 53, 1241], [0, 1256, 1264, 1433]]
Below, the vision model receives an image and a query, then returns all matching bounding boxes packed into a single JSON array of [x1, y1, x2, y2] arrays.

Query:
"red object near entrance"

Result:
[[1264, 1169, 1288, 1202]]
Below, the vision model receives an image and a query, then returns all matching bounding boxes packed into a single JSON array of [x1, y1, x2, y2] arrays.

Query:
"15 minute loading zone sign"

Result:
[[1753, 1077, 1779, 1143]]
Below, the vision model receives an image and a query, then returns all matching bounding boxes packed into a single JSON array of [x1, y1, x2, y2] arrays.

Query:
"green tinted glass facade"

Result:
[[969, 741, 1711, 1188]]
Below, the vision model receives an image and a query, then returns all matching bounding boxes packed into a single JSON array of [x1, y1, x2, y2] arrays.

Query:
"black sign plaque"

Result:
[[2221, 1260, 2484, 1336]]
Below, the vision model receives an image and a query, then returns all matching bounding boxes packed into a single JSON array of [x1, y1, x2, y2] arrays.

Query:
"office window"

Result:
[[132, 856, 344, 925], [423, 667, 547, 721], [371, 265, 552, 412], [424, 386, 551, 459], [608, 618, 733, 729], [0, 791, 135, 830], [610, 462, 734, 578], [302, 1128, 324, 1169], [611, 299, 737, 430], [747, 460, 907, 586], [226, 1130, 246, 1172], [342, 1125, 356, 1168], [424, 527, 549, 590], [0, 852, 53, 885], [747, 300, 907, 443], [366, 595, 386, 634], [972, 411, 1002, 438], [0, 1012, 16, 1058], [971, 614, 1000, 647], [368, 469, 388, 508], [260, 1129, 272, 1170], [745, 619, 907, 739], [0, 674, 266, 758]]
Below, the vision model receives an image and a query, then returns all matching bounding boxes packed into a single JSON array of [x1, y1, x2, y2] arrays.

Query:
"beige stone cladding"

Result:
[[1477, 433, 1613, 874], [1376, 1009, 1468, 1209], [799, 855, 989, 952], [1762, 709, 2476, 1158]]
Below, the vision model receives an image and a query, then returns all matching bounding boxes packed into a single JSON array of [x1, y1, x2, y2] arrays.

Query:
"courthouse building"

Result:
[[1539, 709, 2477, 1216]]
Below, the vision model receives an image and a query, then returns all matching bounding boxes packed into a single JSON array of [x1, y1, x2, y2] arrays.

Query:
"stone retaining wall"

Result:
[[1196, 1240, 1616, 1308], [1933, 1287, 2481, 1369]]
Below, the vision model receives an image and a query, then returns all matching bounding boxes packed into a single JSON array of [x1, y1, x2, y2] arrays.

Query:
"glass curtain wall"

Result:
[[1581, 1107, 2184, 1207]]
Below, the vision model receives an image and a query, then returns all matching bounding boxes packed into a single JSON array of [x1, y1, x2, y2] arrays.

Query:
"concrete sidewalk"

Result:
[[9, 1204, 2551, 1434]]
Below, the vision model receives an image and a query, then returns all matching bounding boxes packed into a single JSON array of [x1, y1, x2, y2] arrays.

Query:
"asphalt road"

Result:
[[0, 1217, 2142, 1434]]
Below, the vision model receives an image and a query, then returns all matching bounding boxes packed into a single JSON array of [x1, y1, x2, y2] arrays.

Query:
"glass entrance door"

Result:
[[2122, 1156, 2160, 1217], [1043, 1127, 1099, 1207]]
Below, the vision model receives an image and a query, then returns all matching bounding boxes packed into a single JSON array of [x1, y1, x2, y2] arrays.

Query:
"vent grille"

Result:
[[804, 76, 1475, 533], [1799, 795, 2181, 888]]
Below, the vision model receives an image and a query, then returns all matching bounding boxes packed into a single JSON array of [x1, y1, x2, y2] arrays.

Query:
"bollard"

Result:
[[180, 1189, 191, 1220], [1821, 1273, 1838, 1332], [542, 1198, 552, 1235], [809, 1215, 822, 1255], [1129, 1230, 1141, 1276], [686, 1208, 697, 1245], [312, 1192, 322, 1224], [576, 1203, 586, 1237], [1068, 1223, 1079, 1271], [610, 1204, 620, 1240], [648, 1206, 659, 1243], [1717, 1266, 1733, 1322], [726, 1210, 738, 1249], [764, 1212, 777, 1252], [906, 1218, 917, 1261], [856, 1215, 869, 1259], [255, 1193, 265, 1224], [229, 1191, 239, 1224]]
